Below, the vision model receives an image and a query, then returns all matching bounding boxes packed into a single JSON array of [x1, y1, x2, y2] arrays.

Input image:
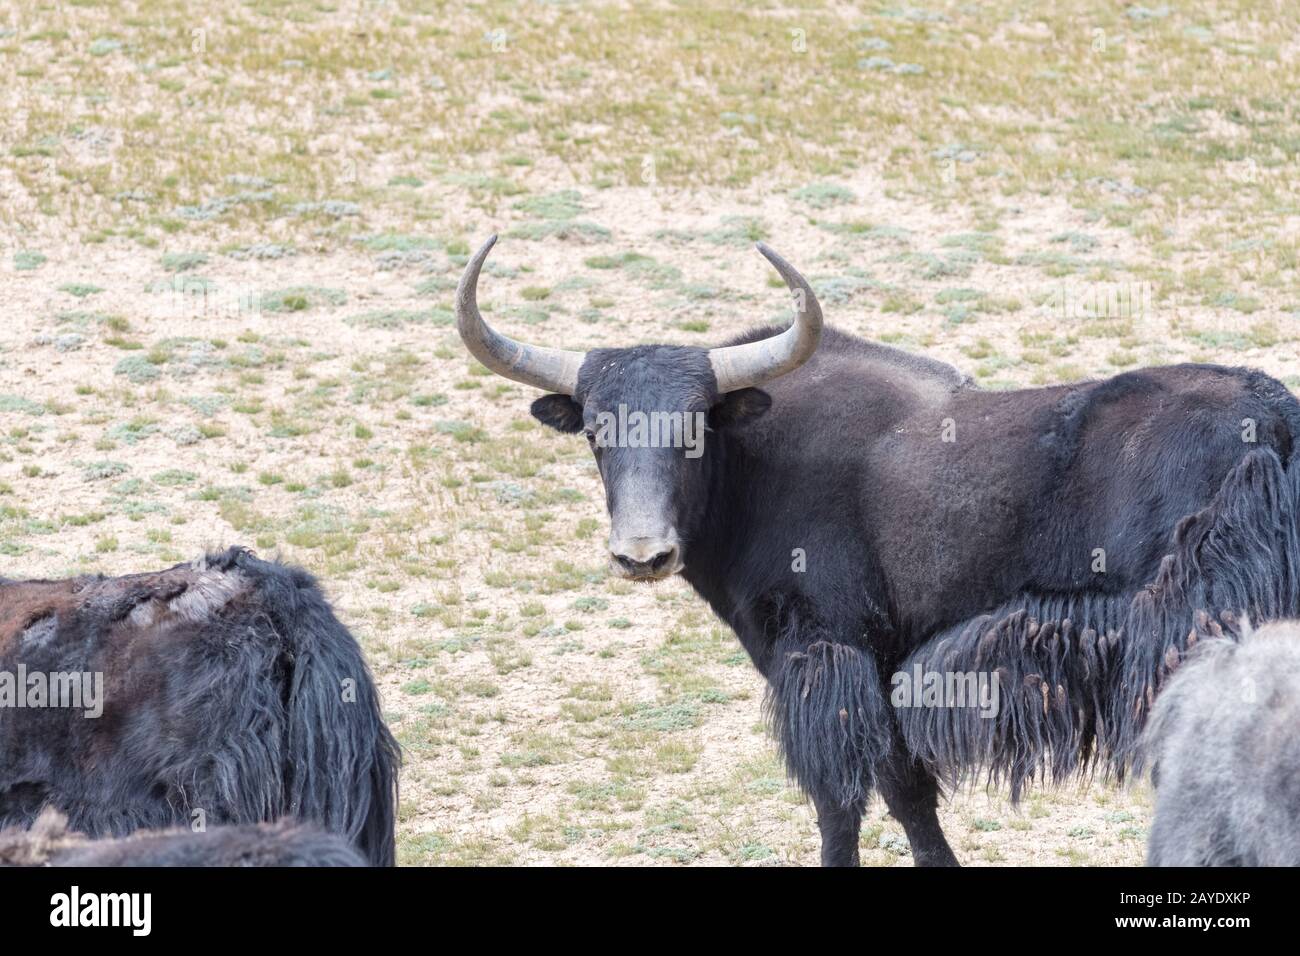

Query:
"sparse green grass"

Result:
[[5, 0, 1294, 243], [0, 0, 1266, 867]]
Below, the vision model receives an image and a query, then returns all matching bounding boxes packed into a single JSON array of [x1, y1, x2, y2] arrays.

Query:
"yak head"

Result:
[[456, 236, 822, 581]]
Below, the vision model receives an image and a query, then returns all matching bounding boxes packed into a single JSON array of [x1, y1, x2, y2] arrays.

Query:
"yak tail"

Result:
[[227, 550, 401, 867], [898, 448, 1300, 801], [1114, 447, 1300, 754]]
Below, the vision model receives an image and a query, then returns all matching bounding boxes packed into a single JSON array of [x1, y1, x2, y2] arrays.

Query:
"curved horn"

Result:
[[456, 235, 585, 395], [709, 243, 823, 392]]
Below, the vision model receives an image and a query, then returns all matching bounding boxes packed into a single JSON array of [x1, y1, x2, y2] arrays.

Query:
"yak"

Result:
[[1141, 618, 1300, 866], [0, 807, 366, 867], [458, 235, 1300, 866], [0, 547, 399, 866]]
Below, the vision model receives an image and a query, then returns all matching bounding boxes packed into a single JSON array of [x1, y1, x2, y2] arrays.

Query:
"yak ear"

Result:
[[711, 387, 772, 428], [531, 394, 584, 433]]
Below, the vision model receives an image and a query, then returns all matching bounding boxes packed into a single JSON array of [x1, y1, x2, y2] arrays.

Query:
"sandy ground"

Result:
[[8, 172, 1243, 865], [5, 0, 1299, 866]]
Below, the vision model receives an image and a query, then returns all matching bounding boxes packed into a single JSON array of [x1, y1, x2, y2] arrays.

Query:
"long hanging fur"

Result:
[[765, 640, 893, 810], [897, 448, 1300, 800], [238, 552, 401, 866], [0, 808, 366, 867], [0, 547, 400, 866]]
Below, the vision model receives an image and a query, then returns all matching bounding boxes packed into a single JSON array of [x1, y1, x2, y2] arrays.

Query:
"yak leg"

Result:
[[876, 747, 959, 867], [767, 639, 892, 867], [812, 792, 865, 866]]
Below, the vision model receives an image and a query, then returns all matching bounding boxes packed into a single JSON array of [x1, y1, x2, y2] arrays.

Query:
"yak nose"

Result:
[[609, 536, 680, 579]]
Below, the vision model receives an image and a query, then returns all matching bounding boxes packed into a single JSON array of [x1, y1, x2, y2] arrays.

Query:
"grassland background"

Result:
[[3, 0, 1299, 864]]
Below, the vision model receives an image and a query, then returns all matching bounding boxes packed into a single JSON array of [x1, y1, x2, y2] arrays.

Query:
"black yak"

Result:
[[1140, 618, 1300, 866], [458, 235, 1300, 865], [0, 807, 366, 866], [0, 547, 399, 866], [898, 449, 1300, 797]]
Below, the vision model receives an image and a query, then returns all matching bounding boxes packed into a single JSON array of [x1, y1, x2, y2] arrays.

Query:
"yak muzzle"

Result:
[[608, 534, 682, 581]]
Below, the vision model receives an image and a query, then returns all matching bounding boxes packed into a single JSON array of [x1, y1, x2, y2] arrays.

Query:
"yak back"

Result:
[[712, 326, 1300, 646], [0, 547, 399, 865]]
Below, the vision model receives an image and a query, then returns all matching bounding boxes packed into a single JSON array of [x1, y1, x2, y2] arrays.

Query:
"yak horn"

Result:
[[708, 243, 823, 393], [455, 235, 585, 395]]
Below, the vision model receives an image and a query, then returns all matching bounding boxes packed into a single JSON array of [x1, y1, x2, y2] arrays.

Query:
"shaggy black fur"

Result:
[[765, 640, 893, 813], [898, 448, 1300, 801], [526, 320, 1300, 866], [0, 808, 366, 867], [0, 548, 400, 866]]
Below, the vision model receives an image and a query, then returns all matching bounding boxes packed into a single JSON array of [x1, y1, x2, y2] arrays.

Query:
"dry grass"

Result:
[[3, 0, 1299, 865]]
